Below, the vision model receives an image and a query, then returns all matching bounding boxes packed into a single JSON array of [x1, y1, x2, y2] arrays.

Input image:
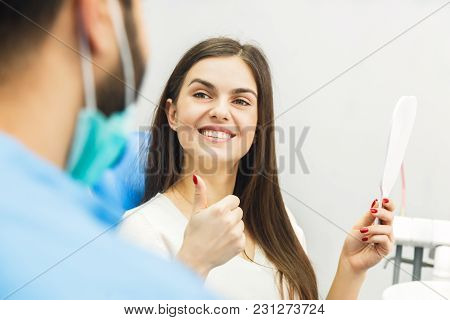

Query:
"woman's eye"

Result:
[[193, 92, 210, 99], [234, 99, 250, 106]]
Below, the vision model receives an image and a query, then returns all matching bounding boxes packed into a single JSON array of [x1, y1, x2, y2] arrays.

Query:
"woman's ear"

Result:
[[165, 98, 178, 131]]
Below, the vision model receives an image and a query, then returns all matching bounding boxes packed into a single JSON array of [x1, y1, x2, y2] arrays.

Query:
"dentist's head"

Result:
[[0, 0, 149, 184], [77, 0, 149, 116]]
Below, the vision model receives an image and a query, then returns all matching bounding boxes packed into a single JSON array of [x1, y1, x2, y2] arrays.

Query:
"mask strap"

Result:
[[79, 23, 97, 110], [107, 0, 136, 107]]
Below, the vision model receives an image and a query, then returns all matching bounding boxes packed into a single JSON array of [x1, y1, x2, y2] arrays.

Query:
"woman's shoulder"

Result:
[[123, 193, 168, 219], [118, 194, 173, 257], [121, 193, 187, 236], [118, 193, 186, 257], [124, 193, 188, 225]]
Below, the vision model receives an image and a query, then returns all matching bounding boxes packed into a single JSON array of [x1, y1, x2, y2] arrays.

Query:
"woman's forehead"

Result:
[[184, 56, 258, 94]]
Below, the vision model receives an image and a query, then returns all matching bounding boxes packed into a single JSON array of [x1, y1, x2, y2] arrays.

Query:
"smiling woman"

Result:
[[119, 37, 318, 299], [119, 37, 395, 300]]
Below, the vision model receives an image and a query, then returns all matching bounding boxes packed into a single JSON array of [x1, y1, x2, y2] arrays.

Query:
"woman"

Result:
[[119, 37, 395, 299]]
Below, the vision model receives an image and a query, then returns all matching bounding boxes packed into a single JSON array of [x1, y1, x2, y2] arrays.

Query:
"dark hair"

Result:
[[0, 0, 132, 79], [143, 37, 318, 299], [0, 1, 63, 64]]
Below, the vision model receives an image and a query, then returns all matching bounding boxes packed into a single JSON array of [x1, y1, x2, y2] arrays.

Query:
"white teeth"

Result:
[[200, 129, 232, 139]]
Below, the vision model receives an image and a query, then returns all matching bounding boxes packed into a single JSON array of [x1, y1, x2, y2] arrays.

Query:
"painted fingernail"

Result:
[[383, 198, 389, 204], [362, 237, 369, 242], [193, 174, 198, 185], [371, 199, 377, 208], [360, 227, 369, 234], [370, 208, 378, 214]]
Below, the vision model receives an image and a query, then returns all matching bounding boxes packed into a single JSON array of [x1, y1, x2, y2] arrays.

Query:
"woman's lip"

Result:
[[198, 133, 233, 143], [197, 129, 235, 143], [197, 125, 237, 137]]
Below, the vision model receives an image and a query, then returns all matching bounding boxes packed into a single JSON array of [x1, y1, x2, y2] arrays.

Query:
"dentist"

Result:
[[0, 0, 215, 299]]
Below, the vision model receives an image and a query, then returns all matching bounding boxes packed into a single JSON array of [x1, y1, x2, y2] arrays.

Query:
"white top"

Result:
[[119, 193, 308, 299]]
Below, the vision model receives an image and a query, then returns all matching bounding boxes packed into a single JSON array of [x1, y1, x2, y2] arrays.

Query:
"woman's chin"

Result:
[[193, 150, 239, 171]]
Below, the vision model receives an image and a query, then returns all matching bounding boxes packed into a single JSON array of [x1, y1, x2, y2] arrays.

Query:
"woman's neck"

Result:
[[166, 157, 238, 218]]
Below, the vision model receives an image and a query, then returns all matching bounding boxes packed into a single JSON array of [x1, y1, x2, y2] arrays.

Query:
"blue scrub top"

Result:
[[0, 133, 215, 299]]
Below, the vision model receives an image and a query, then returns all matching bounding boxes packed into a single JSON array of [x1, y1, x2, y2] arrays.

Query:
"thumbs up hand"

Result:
[[176, 174, 245, 278]]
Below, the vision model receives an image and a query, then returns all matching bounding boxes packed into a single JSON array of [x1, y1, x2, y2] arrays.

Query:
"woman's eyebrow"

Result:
[[188, 78, 216, 90], [231, 88, 258, 99], [188, 78, 257, 98]]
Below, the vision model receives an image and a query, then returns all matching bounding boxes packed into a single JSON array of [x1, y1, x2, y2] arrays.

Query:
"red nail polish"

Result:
[[383, 198, 389, 204], [370, 208, 377, 214], [362, 237, 369, 242], [360, 227, 369, 234], [192, 174, 198, 185], [371, 199, 378, 208]]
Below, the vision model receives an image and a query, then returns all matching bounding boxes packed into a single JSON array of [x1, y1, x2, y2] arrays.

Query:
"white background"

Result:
[[135, 0, 450, 299], [0, 300, 448, 319]]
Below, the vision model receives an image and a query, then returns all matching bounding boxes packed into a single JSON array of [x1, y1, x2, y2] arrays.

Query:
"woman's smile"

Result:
[[197, 125, 237, 143]]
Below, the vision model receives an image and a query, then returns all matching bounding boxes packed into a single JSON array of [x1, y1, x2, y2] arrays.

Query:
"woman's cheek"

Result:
[[175, 114, 199, 151], [176, 126, 193, 151], [234, 124, 256, 159]]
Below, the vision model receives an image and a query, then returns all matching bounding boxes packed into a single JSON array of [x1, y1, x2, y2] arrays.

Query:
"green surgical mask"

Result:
[[66, 106, 135, 186], [67, 0, 137, 186]]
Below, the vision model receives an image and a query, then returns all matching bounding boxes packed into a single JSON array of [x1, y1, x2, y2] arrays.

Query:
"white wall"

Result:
[[136, 0, 450, 299]]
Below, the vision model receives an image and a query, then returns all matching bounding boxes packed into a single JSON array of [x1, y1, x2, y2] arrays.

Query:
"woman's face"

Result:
[[166, 56, 258, 171]]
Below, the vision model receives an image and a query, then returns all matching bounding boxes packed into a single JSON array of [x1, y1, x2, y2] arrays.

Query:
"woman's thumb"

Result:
[[192, 174, 208, 214]]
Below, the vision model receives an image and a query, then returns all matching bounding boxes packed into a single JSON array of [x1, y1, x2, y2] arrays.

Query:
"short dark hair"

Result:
[[0, 0, 132, 74], [0, 1, 65, 64]]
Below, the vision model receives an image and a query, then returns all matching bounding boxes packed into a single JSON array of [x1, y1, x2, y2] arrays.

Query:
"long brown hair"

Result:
[[142, 37, 318, 299]]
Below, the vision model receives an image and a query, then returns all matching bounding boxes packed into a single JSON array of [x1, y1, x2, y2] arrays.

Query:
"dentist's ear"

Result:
[[78, 0, 115, 56], [165, 98, 178, 131]]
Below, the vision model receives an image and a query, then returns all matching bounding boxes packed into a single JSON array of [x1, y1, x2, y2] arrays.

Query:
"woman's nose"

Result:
[[208, 99, 231, 121]]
